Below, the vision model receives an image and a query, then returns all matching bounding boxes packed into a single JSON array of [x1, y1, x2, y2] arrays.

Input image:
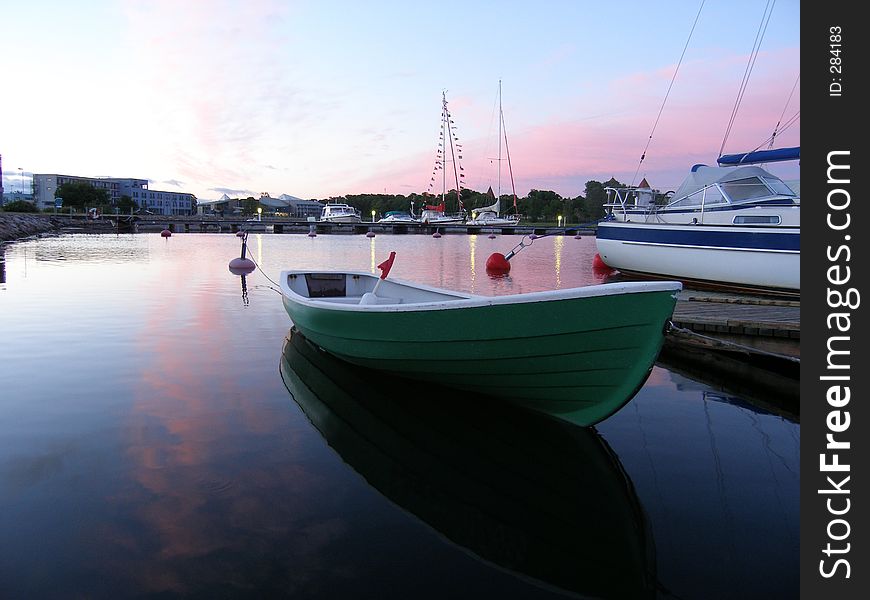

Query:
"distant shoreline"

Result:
[[0, 213, 112, 243]]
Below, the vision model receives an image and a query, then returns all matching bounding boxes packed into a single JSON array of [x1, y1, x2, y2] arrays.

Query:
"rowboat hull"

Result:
[[280, 271, 681, 426], [596, 221, 800, 293]]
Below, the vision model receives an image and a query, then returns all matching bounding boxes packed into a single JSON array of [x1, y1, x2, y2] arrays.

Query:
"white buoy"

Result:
[[366, 230, 376, 238]]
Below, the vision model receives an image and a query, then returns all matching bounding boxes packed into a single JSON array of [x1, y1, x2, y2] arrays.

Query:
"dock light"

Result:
[[557, 215, 562, 228], [371, 210, 376, 222], [257, 207, 262, 221]]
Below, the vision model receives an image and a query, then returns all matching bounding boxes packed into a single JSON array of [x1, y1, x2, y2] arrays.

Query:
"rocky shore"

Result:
[[0, 213, 113, 243]]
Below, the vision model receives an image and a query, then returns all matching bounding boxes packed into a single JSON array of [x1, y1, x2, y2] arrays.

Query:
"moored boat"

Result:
[[467, 194, 521, 226], [596, 149, 800, 294], [279, 265, 681, 426], [467, 81, 522, 227], [319, 202, 362, 223], [418, 202, 466, 225], [377, 210, 419, 224], [421, 91, 467, 225]]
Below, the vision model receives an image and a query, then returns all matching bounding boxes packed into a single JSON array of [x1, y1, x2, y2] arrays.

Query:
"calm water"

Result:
[[0, 232, 798, 599]]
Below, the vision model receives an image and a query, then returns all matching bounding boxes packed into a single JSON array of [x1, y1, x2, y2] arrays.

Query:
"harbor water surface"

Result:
[[0, 233, 798, 599]]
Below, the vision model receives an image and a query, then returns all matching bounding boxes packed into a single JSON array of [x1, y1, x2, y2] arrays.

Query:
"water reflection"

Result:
[[0, 233, 798, 598], [658, 346, 799, 422], [240, 274, 250, 305], [467, 234, 476, 292], [279, 329, 656, 599], [553, 235, 563, 289]]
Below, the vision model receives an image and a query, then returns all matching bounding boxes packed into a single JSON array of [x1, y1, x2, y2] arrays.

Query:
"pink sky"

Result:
[[2, 1, 799, 200]]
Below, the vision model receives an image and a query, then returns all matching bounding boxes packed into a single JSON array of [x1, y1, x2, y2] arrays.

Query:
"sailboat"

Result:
[[595, 2, 799, 294], [468, 80, 521, 226], [420, 91, 467, 225]]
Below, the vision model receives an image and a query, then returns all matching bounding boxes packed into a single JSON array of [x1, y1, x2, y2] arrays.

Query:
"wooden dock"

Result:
[[123, 216, 591, 237], [667, 291, 800, 362]]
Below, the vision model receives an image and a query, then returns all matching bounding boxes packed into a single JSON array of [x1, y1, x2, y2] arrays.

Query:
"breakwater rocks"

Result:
[[0, 213, 113, 243]]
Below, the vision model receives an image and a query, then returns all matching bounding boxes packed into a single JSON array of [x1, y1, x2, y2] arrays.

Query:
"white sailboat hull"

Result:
[[596, 222, 799, 292]]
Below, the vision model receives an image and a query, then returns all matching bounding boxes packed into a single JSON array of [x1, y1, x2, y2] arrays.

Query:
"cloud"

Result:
[[209, 187, 252, 197], [347, 48, 799, 197]]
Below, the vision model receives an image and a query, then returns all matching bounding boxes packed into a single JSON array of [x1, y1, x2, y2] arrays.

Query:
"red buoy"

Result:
[[160, 229, 171, 237], [592, 253, 614, 273], [485, 252, 511, 275]]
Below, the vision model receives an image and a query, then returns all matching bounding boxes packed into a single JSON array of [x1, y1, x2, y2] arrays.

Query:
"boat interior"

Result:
[[284, 272, 467, 305]]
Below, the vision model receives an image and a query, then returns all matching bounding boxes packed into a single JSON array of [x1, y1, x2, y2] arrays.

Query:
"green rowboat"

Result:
[[279, 270, 681, 426]]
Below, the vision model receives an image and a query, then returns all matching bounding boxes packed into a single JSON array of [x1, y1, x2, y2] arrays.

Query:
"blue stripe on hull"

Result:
[[597, 223, 800, 252]]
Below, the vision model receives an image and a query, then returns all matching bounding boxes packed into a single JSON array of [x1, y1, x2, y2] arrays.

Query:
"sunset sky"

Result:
[[2, 0, 799, 201]]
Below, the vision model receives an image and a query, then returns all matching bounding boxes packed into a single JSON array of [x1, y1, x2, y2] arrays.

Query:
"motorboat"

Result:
[[319, 203, 362, 223]]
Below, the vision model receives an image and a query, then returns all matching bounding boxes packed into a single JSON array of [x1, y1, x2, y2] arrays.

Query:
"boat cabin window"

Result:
[[762, 177, 797, 197], [719, 177, 772, 202], [732, 215, 782, 225], [667, 185, 726, 208], [305, 273, 347, 297]]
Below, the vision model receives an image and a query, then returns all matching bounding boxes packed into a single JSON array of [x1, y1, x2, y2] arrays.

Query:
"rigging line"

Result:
[[474, 83, 501, 193], [501, 106, 519, 213], [241, 247, 281, 290], [768, 73, 800, 149], [703, 396, 739, 576], [719, 0, 776, 157], [747, 110, 800, 154], [630, 0, 706, 187], [252, 284, 282, 295]]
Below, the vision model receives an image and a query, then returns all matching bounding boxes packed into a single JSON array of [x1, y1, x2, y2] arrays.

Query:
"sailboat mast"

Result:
[[441, 92, 447, 206], [497, 79, 502, 203]]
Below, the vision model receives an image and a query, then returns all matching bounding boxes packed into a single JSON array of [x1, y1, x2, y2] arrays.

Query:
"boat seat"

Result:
[[359, 292, 402, 305], [315, 297, 363, 304]]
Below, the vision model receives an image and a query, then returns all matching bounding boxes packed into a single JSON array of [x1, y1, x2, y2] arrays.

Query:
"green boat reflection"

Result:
[[279, 329, 657, 598]]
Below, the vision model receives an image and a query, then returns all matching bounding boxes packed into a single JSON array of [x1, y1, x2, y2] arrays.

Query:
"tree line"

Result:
[[325, 178, 631, 224], [4, 178, 643, 224]]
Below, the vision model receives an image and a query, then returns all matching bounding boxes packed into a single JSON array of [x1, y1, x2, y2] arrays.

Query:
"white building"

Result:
[[197, 193, 322, 218], [32, 174, 194, 215]]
